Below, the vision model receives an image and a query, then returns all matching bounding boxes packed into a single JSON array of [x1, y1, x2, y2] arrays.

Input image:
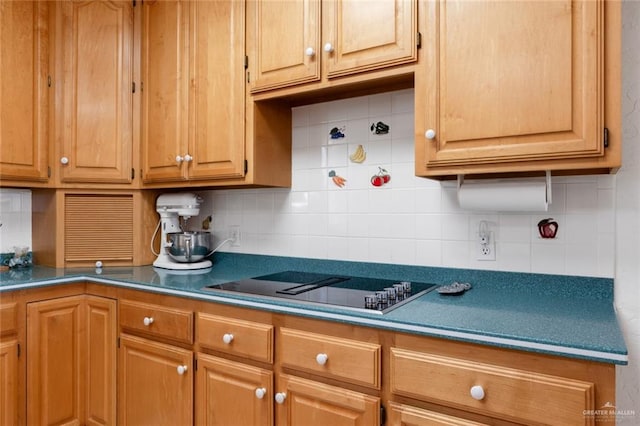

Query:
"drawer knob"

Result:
[[222, 333, 234, 344], [323, 42, 334, 53], [315, 353, 328, 365], [305, 47, 315, 57], [425, 129, 436, 140], [255, 387, 267, 399], [470, 385, 485, 400], [274, 392, 287, 404], [60, 156, 69, 165], [177, 365, 188, 375], [143, 317, 154, 326]]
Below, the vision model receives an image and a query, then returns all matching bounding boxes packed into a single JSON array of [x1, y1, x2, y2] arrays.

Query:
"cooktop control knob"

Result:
[[364, 294, 377, 309]]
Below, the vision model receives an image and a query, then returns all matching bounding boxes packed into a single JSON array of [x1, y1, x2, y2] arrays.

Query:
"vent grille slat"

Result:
[[65, 194, 134, 262]]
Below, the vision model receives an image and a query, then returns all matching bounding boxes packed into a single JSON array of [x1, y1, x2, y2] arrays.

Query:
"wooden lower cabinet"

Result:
[[275, 374, 380, 425], [196, 353, 273, 426], [118, 334, 193, 425], [27, 294, 116, 426], [0, 338, 19, 426], [387, 402, 488, 426]]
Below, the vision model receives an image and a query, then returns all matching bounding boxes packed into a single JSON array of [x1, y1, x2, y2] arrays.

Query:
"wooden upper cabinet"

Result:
[[322, 0, 417, 78], [0, 0, 50, 183], [141, 0, 245, 184], [188, 0, 245, 180], [416, 0, 619, 177], [141, 0, 189, 183], [247, 0, 320, 92], [58, 0, 134, 184], [248, 0, 417, 93]]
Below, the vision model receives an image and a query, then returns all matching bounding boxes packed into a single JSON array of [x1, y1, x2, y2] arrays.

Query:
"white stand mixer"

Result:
[[152, 193, 213, 270]]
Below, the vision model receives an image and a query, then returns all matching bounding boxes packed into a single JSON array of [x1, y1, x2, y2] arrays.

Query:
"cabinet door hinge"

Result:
[[117, 337, 121, 348], [131, 168, 135, 180], [194, 358, 197, 371], [17, 343, 21, 358], [244, 159, 248, 174], [140, 81, 144, 92], [132, 82, 136, 93], [47, 166, 51, 178], [244, 55, 248, 70], [132, 0, 136, 7], [47, 75, 52, 87], [247, 71, 250, 84], [380, 404, 386, 426], [604, 127, 609, 148], [417, 32, 422, 49]]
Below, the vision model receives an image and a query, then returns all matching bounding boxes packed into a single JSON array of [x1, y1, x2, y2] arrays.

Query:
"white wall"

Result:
[[614, 0, 640, 420], [207, 90, 617, 278]]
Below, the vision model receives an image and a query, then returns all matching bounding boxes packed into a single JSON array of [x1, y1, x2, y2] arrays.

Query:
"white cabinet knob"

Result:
[[315, 353, 328, 365], [305, 47, 315, 57], [176, 155, 184, 163], [255, 387, 267, 399], [177, 365, 188, 375], [95, 261, 103, 268], [222, 333, 234, 344], [184, 154, 193, 162], [323, 42, 334, 53], [470, 385, 485, 400], [60, 156, 69, 165], [425, 129, 436, 140], [143, 317, 154, 326], [274, 392, 286, 404]]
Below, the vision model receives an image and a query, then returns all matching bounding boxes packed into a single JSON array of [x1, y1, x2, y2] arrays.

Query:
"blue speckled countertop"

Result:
[[0, 252, 628, 365]]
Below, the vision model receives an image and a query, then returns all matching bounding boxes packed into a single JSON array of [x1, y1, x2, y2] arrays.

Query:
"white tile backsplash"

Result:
[[202, 88, 623, 278], [0, 188, 32, 253]]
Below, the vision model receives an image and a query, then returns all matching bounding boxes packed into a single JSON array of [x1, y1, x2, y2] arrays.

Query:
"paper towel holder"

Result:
[[456, 171, 552, 205]]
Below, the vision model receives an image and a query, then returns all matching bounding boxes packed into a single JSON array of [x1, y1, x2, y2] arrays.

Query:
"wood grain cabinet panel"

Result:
[[118, 334, 193, 426], [248, 0, 417, 93], [390, 348, 595, 426], [27, 295, 116, 426], [0, 0, 50, 183], [57, 0, 133, 184], [197, 312, 273, 363], [0, 338, 19, 426], [278, 327, 381, 389], [275, 374, 380, 426], [196, 353, 273, 426], [415, 0, 620, 176], [141, 0, 245, 184], [119, 299, 194, 344], [387, 402, 489, 426]]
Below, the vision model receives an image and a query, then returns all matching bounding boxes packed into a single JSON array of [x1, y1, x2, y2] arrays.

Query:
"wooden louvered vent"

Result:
[[65, 194, 134, 262]]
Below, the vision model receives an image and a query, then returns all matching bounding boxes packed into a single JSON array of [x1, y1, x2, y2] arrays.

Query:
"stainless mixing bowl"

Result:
[[166, 231, 213, 263]]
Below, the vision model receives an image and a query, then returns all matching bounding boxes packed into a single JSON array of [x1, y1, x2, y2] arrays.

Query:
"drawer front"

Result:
[[390, 348, 594, 426], [0, 303, 18, 336], [278, 327, 381, 389], [119, 300, 193, 344], [197, 313, 273, 363]]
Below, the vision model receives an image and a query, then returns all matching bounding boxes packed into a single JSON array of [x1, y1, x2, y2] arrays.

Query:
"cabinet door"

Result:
[[27, 295, 116, 426], [140, 0, 189, 183], [323, 0, 417, 78], [387, 402, 488, 426], [188, 0, 245, 180], [196, 353, 273, 426], [0, 339, 19, 426], [0, 0, 49, 182], [417, 0, 605, 173], [58, 0, 133, 184], [118, 334, 193, 425], [247, 0, 320, 92], [275, 374, 379, 426]]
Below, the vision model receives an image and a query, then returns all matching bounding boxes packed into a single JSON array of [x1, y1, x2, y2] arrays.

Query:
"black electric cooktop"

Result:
[[202, 271, 437, 314]]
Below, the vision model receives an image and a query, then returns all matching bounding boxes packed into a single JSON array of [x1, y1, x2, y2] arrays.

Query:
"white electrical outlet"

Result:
[[229, 225, 241, 247], [477, 222, 496, 261]]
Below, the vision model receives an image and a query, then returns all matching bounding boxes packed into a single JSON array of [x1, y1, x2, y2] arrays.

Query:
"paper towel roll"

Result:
[[457, 179, 550, 212]]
